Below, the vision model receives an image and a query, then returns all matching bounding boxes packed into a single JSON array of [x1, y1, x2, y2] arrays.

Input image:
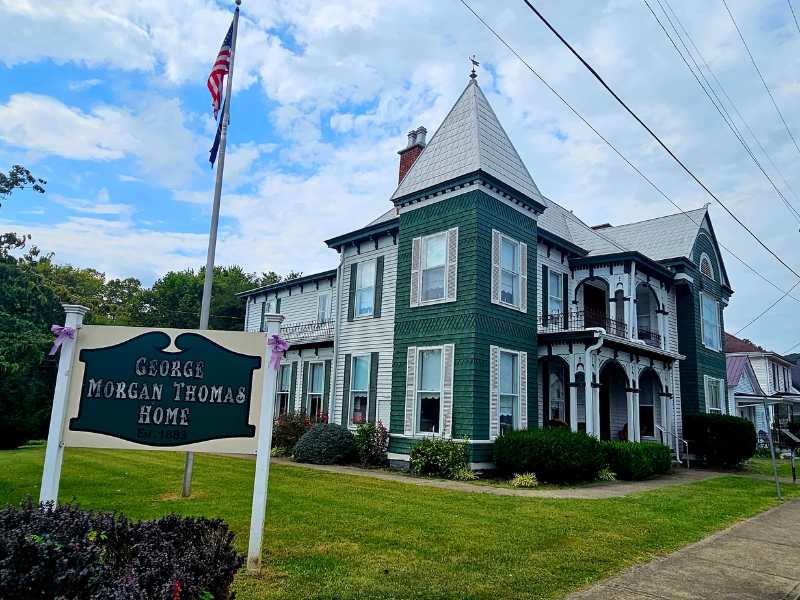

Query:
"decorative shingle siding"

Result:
[[389, 190, 538, 456], [676, 232, 728, 416]]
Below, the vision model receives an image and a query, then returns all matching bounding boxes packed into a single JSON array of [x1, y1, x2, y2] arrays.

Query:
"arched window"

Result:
[[699, 254, 714, 280], [636, 284, 660, 348]]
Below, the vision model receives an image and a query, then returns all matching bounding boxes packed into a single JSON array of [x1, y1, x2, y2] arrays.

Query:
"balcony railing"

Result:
[[277, 319, 335, 344], [538, 310, 627, 337], [538, 310, 667, 350], [637, 327, 663, 349]]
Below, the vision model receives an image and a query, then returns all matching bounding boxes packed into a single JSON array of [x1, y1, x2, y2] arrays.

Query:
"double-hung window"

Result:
[[260, 298, 275, 332], [350, 355, 370, 424], [500, 236, 521, 307], [421, 233, 447, 303], [307, 362, 325, 421], [317, 290, 331, 322], [355, 260, 376, 317], [548, 271, 563, 315], [417, 349, 442, 433], [705, 376, 723, 414], [276, 364, 292, 415], [700, 293, 721, 351], [499, 351, 519, 435]]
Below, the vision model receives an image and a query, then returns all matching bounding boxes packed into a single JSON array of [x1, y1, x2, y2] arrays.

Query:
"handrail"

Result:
[[655, 424, 690, 468], [273, 319, 335, 342]]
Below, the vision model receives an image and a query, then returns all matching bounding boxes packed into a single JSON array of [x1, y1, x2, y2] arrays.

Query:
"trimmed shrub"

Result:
[[0, 499, 242, 599], [293, 423, 355, 465], [409, 437, 470, 479], [354, 421, 389, 467], [494, 428, 605, 483], [684, 413, 757, 468], [509, 473, 539, 488], [272, 412, 311, 452], [602, 441, 672, 480]]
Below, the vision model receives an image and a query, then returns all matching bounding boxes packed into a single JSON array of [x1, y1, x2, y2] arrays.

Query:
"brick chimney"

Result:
[[397, 126, 427, 183]]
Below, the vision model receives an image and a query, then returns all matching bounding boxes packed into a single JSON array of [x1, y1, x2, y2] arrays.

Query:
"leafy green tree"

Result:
[[0, 165, 46, 208]]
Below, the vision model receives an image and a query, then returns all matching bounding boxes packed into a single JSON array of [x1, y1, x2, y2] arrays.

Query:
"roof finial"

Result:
[[469, 55, 479, 80]]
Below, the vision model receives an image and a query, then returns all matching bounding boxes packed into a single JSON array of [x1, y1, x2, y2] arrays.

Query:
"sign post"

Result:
[[40, 304, 89, 505], [247, 313, 283, 573]]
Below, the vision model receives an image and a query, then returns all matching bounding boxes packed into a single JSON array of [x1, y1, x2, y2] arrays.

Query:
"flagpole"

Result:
[[182, 0, 241, 498]]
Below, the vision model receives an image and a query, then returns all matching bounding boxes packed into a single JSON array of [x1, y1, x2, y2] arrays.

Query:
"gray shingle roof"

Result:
[[390, 78, 542, 202]]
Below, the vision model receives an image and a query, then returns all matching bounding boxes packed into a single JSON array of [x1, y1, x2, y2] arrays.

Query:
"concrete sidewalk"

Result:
[[567, 500, 800, 599]]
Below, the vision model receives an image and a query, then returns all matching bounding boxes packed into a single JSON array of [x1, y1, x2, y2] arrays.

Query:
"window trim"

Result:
[[699, 252, 715, 281], [498, 233, 521, 309], [306, 360, 325, 419], [349, 353, 371, 426], [494, 346, 524, 434], [419, 231, 449, 305], [700, 292, 722, 352], [317, 289, 332, 323], [276, 363, 293, 416], [704, 375, 724, 414], [354, 259, 377, 319], [415, 345, 445, 436], [548, 270, 564, 315]]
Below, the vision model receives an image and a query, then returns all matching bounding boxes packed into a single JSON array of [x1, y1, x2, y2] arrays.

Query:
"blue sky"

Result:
[[1, 0, 799, 353]]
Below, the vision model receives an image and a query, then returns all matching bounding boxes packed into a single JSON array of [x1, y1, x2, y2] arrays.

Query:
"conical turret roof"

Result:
[[391, 78, 542, 202]]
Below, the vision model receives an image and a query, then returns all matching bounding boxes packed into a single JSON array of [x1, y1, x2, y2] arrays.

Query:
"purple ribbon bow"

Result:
[[49, 324, 76, 356], [267, 334, 290, 370]]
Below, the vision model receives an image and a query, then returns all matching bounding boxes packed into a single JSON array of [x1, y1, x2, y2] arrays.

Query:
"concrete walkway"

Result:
[[267, 457, 721, 499], [567, 500, 800, 599]]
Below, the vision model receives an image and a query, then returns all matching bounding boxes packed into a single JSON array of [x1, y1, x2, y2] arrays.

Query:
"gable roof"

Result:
[[725, 332, 765, 353], [390, 78, 542, 203], [726, 354, 766, 395]]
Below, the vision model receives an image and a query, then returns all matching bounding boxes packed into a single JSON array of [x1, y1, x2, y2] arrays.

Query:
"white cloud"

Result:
[[3, 0, 800, 349], [0, 93, 199, 187], [52, 189, 133, 219], [67, 78, 103, 92]]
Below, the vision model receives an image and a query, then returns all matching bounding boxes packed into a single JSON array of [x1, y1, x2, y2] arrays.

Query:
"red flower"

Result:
[[172, 580, 182, 600]]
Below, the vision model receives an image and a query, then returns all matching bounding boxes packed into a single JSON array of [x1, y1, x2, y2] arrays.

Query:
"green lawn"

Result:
[[744, 456, 797, 479], [2, 446, 797, 600]]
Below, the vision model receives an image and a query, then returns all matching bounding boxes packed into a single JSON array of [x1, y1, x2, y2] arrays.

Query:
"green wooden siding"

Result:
[[389, 190, 538, 455], [676, 232, 728, 416]]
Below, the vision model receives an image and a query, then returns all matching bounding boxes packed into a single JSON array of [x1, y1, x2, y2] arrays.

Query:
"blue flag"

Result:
[[209, 111, 223, 167]]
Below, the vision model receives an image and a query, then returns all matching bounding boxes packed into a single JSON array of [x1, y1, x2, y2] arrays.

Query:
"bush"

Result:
[[602, 441, 672, 480], [409, 437, 470, 479], [451, 466, 478, 481], [684, 413, 757, 468], [0, 499, 243, 599], [509, 473, 539, 488], [354, 421, 389, 467], [293, 423, 355, 465], [272, 412, 311, 452], [494, 428, 605, 484], [597, 467, 617, 482]]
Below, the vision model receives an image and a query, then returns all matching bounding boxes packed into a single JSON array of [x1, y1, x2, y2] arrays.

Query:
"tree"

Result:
[[0, 234, 62, 448], [0, 165, 46, 208]]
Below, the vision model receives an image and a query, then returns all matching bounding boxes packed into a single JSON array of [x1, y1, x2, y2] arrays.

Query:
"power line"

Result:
[[785, 338, 800, 354], [789, 0, 800, 37], [456, 0, 800, 330], [518, 0, 800, 282], [661, 0, 800, 210], [645, 0, 800, 223], [722, 0, 800, 163], [734, 279, 800, 335]]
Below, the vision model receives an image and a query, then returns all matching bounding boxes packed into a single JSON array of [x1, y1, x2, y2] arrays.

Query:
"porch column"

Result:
[[591, 384, 601, 439], [569, 361, 578, 432], [627, 388, 640, 442]]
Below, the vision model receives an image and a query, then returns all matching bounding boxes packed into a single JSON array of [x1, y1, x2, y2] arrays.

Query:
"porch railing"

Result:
[[656, 424, 690, 468], [276, 319, 335, 344], [537, 310, 627, 338]]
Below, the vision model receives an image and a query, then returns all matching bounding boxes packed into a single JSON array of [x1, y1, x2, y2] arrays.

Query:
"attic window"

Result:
[[699, 254, 714, 280]]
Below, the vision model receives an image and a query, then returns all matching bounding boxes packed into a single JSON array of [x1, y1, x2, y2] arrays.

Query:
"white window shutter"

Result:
[[491, 230, 501, 305], [519, 351, 528, 430], [404, 346, 417, 435], [519, 242, 528, 314], [441, 344, 455, 437], [410, 237, 421, 307], [446, 228, 458, 302], [489, 345, 500, 439]]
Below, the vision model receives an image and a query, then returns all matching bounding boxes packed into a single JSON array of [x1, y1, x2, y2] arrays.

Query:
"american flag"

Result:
[[207, 22, 233, 119]]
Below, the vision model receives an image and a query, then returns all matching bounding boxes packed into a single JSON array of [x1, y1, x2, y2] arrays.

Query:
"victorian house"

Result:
[[239, 75, 732, 468]]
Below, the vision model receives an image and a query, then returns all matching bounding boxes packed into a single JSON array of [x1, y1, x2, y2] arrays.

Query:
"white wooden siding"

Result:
[[332, 234, 397, 427], [536, 241, 570, 317], [242, 278, 337, 333]]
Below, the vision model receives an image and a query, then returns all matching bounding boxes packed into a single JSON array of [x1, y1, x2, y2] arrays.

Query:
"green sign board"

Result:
[[69, 331, 262, 447]]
